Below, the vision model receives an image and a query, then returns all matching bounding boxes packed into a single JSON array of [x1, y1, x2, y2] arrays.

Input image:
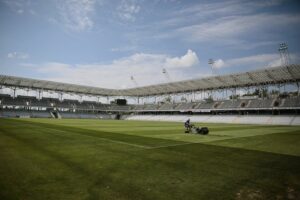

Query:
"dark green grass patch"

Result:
[[210, 130, 300, 156], [0, 118, 300, 200]]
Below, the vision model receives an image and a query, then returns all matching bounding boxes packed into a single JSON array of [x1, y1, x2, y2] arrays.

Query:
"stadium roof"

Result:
[[0, 64, 299, 97]]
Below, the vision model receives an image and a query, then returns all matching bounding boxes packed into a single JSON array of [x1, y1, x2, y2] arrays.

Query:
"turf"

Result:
[[0, 118, 300, 199]]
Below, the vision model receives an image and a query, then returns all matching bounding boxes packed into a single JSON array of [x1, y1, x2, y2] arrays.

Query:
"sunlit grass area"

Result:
[[0, 118, 300, 199]]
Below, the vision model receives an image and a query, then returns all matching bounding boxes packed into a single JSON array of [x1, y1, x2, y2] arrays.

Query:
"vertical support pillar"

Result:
[[13, 87, 17, 99], [38, 90, 42, 111], [277, 83, 281, 96], [235, 87, 237, 99], [193, 91, 195, 102], [60, 92, 63, 102], [297, 82, 300, 96], [38, 90, 42, 100]]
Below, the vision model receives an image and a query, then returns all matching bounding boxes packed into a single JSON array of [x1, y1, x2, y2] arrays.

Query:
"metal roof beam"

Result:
[[0, 64, 299, 97]]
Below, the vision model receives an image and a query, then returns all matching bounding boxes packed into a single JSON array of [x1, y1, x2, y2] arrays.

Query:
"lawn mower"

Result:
[[185, 124, 209, 135]]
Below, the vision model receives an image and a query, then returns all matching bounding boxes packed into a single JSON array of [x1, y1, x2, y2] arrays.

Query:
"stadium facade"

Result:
[[1, 64, 300, 125]]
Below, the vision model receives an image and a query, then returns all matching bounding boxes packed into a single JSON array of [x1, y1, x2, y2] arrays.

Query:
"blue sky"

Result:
[[0, 0, 300, 89]]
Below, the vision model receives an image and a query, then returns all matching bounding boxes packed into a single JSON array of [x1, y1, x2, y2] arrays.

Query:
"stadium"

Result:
[[1, 63, 300, 199], [1, 64, 300, 123], [1, 1, 300, 200]]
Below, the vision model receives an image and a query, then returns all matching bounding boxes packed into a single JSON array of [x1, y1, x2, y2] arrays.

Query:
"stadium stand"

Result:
[[1, 95, 299, 113], [31, 111, 52, 118], [41, 97, 60, 107], [280, 96, 300, 108], [0, 109, 51, 118], [194, 101, 215, 109], [0, 64, 299, 124], [59, 112, 79, 118], [126, 114, 300, 125], [143, 104, 158, 111], [76, 101, 95, 110], [133, 104, 145, 111], [217, 100, 246, 110], [247, 99, 262, 109], [56, 100, 74, 109], [259, 98, 275, 108], [174, 102, 196, 110], [158, 103, 176, 111], [109, 105, 131, 111], [93, 103, 109, 110]]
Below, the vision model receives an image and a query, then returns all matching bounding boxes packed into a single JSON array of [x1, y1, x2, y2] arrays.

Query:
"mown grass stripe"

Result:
[[147, 142, 196, 149], [1, 118, 187, 148], [40, 126, 151, 149]]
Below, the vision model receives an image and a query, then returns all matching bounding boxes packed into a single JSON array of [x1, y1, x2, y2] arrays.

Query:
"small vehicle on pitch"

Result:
[[184, 119, 209, 135], [185, 124, 209, 135]]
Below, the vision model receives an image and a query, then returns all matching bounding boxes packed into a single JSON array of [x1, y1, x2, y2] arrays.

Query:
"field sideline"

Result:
[[0, 118, 300, 199]]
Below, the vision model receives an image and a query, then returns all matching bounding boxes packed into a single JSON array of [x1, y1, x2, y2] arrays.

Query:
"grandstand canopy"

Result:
[[0, 64, 299, 97]]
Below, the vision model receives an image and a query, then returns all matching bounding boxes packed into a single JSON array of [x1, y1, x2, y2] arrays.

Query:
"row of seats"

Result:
[[281, 97, 300, 107], [0, 95, 108, 109], [0, 109, 114, 119], [0, 110, 51, 118], [126, 114, 300, 126], [1, 94, 300, 111]]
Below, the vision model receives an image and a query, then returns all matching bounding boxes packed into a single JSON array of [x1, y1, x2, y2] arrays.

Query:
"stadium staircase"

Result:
[[50, 111, 61, 119]]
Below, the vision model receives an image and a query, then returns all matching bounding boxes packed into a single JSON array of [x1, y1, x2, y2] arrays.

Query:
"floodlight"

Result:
[[278, 42, 290, 66], [208, 59, 215, 65], [162, 68, 171, 81], [208, 59, 217, 75], [130, 75, 138, 87]]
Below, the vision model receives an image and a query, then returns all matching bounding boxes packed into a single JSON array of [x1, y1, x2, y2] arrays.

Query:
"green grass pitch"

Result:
[[0, 118, 300, 200]]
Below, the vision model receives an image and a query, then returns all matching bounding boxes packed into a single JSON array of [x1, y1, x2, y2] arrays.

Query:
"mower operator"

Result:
[[184, 119, 191, 131]]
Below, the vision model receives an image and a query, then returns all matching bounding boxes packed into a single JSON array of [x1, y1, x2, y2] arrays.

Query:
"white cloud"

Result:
[[177, 14, 300, 43], [56, 0, 96, 31], [7, 52, 29, 59], [111, 46, 137, 52], [150, 0, 284, 35], [19, 51, 299, 90], [178, 0, 283, 17], [17, 9, 24, 14], [3, 0, 36, 15], [267, 54, 300, 67], [164, 49, 199, 68], [213, 59, 225, 69], [267, 58, 282, 68], [117, 0, 140, 22], [208, 53, 300, 71], [212, 53, 300, 69], [148, 0, 298, 48], [34, 50, 198, 89], [37, 62, 71, 72], [225, 54, 279, 67]]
